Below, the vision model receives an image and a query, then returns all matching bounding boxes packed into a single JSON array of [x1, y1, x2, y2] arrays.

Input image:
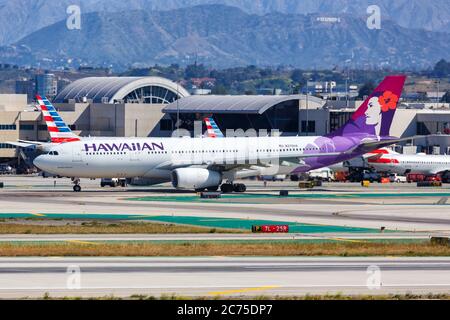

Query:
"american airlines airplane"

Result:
[[33, 75, 413, 192], [7, 95, 80, 151], [368, 148, 450, 176]]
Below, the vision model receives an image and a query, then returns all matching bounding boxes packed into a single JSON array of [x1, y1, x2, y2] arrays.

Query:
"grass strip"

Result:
[[1, 241, 449, 257], [0, 221, 244, 234], [28, 293, 450, 300]]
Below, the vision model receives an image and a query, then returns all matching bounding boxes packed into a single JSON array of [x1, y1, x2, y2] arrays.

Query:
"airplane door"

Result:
[[72, 144, 83, 163]]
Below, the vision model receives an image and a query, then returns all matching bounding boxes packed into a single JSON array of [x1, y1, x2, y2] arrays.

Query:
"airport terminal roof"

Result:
[[163, 94, 323, 114], [53, 77, 190, 104]]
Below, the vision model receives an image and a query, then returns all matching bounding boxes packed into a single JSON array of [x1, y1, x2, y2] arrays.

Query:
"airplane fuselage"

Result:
[[369, 153, 450, 175], [34, 135, 364, 181]]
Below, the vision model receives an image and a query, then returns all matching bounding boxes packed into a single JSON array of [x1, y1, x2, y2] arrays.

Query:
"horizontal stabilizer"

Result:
[[350, 136, 424, 155]]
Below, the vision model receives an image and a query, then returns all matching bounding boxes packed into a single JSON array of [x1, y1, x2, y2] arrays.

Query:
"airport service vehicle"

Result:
[[33, 76, 413, 192], [389, 173, 407, 183], [347, 170, 382, 183], [307, 168, 334, 182], [0, 164, 14, 174], [368, 148, 450, 178], [407, 173, 441, 183]]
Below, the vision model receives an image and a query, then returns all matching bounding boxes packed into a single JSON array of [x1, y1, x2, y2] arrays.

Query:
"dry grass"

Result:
[[37, 293, 450, 300], [1, 241, 449, 257], [0, 221, 242, 234]]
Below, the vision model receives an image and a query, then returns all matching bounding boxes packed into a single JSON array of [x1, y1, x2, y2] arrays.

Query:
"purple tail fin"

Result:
[[329, 75, 406, 138]]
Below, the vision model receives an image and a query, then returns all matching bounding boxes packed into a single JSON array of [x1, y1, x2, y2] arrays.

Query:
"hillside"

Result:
[[0, 0, 448, 45], [1, 5, 449, 69]]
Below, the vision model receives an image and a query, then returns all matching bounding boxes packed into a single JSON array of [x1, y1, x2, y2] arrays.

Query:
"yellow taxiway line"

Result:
[[208, 285, 280, 296], [29, 213, 46, 217], [65, 240, 99, 245]]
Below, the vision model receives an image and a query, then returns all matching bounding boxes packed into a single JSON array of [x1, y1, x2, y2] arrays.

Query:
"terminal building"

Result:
[[1, 76, 450, 166]]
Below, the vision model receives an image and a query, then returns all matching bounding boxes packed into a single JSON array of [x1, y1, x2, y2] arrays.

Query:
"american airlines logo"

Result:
[[84, 142, 165, 152]]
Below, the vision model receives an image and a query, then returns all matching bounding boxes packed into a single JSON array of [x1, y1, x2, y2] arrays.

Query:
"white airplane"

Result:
[[33, 75, 415, 192], [368, 148, 450, 176]]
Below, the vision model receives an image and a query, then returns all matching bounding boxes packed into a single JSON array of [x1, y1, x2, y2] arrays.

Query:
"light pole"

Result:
[[436, 79, 440, 109], [305, 80, 309, 136], [176, 81, 180, 132]]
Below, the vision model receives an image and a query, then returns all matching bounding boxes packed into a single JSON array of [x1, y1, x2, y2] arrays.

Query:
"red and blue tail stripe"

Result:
[[36, 95, 80, 143], [204, 117, 224, 138]]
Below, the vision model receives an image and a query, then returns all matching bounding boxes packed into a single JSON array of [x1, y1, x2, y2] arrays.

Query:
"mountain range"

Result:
[[0, 0, 449, 46], [0, 3, 449, 70], [0, 4, 449, 70]]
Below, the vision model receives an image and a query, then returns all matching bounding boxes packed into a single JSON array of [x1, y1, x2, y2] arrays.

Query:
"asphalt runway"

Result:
[[0, 257, 449, 298], [0, 233, 433, 242]]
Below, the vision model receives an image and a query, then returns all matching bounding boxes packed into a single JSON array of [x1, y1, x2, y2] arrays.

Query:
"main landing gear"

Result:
[[220, 182, 246, 193], [72, 178, 81, 192]]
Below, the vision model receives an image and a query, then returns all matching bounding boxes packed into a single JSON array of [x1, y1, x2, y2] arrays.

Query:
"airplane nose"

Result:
[[33, 156, 46, 170]]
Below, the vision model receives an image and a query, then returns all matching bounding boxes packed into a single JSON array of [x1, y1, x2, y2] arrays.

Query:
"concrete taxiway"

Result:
[[0, 176, 449, 233], [0, 257, 449, 298]]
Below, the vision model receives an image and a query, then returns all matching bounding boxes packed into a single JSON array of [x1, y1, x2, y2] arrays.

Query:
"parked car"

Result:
[[389, 173, 407, 183]]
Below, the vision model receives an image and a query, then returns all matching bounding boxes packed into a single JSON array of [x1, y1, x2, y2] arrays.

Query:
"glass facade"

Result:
[[330, 111, 352, 132], [417, 121, 450, 135], [123, 86, 180, 104], [169, 101, 299, 135], [35, 74, 57, 98], [301, 121, 316, 133]]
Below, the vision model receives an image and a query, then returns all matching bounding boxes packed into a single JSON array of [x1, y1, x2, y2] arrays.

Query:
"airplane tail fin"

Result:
[[204, 117, 224, 138], [328, 75, 406, 138], [36, 95, 80, 143]]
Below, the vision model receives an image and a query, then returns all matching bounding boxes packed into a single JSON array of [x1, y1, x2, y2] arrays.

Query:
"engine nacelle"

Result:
[[171, 168, 222, 190]]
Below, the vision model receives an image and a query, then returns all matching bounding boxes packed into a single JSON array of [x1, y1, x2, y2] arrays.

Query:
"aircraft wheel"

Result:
[[207, 186, 219, 192], [233, 183, 247, 193], [220, 184, 234, 193], [73, 185, 81, 192]]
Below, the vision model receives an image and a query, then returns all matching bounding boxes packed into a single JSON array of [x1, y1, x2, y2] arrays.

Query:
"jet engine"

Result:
[[171, 168, 222, 190]]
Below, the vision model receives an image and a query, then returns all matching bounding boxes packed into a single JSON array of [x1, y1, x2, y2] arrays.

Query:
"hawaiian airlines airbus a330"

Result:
[[33, 76, 413, 192]]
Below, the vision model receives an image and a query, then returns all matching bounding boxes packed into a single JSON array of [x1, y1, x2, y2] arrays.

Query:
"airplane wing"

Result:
[[5, 140, 53, 151], [5, 141, 38, 148], [350, 136, 425, 156]]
